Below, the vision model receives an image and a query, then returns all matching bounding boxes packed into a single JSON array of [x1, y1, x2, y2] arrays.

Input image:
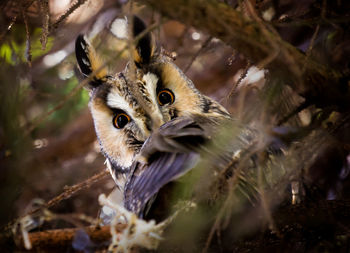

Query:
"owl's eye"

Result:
[[157, 89, 175, 106], [113, 113, 130, 129]]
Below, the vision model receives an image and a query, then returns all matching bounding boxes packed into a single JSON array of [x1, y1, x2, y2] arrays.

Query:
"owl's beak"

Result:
[[140, 109, 166, 139], [149, 112, 165, 131]]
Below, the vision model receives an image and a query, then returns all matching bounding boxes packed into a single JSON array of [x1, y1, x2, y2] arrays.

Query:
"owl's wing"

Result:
[[124, 117, 209, 216], [124, 152, 199, 216]]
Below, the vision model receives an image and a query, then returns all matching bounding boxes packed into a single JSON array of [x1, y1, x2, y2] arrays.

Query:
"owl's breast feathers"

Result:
[[123, 116, 222, 216]]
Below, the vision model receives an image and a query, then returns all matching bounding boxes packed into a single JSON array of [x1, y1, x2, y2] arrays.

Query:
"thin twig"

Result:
[[0, 0, 36, 44], [257, 152, 280, 236], [246, 0, 304, 84], [49, 0, 88, 32], [15, 225, 127, 249], [277, 101, 310, 126], [0, 15, 16, 44], [1, 170, 109, 236], [301, 0, 326, 72], [273, 17, 350, 27], [184, 36, 212, 73], [302, 25, 320, 72], [21, 5, 32, 67], [202, 144, 258, 253], [46, 170, 109, 209], [226, 60, 252, 100], [24, 78, 87, 136], [39, 0, 50, 50]]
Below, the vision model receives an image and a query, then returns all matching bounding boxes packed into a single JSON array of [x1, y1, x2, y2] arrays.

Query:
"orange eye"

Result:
[[113, 113, 130, 129], [157, 89, 175, 106]]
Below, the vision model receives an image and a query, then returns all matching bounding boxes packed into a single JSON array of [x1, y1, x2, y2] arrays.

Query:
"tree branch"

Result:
[[1, 170, 109, 238], [138, 0, 349, 109], [15, 225, 125, 250]]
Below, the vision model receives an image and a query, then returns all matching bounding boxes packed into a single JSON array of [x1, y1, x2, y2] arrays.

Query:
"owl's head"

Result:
[[75, 16, 229, 169]]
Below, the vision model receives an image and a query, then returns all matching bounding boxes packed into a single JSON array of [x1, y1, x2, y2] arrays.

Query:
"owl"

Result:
[[75, 16, 231, 217]]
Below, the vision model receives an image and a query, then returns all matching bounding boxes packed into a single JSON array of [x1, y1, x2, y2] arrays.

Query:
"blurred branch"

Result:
[[49, 0, 88, 32], [0, 0, 35, 44], [138, 0, 349, 110], [302, 24, 320, 72], [24, 78, 88, 136], [39, 0, 49, 50], [1, 170, 109, 237], [45, 170, 109, 210], [11, 200, 350, 251], [184, 35, 212, 73], [15, 225, 121, 250], [226, 60, 251, 99], [21, 4, 32, 67]]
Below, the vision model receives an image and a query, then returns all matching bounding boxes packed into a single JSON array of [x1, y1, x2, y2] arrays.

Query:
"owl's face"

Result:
[[75, 17, 229, 169]]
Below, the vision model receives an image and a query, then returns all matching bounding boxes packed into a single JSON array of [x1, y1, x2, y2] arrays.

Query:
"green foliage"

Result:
[[0, 25, 53, 65], [0, 43, 14, 64], [46, 77, 89, 127]]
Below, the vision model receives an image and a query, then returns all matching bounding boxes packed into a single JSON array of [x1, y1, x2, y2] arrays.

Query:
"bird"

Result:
[[75, 16, 231, 218]]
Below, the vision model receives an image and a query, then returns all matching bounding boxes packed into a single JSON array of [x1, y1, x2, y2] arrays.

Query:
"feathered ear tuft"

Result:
[[75, 35, 108, 89], [132, 16, 155, 67], [110, 16, 155, 67]]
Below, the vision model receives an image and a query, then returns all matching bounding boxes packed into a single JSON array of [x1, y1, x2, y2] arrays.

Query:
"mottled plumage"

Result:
[[75, 16, 230, 217]]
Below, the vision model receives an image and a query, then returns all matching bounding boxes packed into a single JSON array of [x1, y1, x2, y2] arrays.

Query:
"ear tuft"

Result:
[[132, 16, 154, 66], [75, 34, 107, 88], [109, 16, 155, 67], [75, 35, 92, 77]]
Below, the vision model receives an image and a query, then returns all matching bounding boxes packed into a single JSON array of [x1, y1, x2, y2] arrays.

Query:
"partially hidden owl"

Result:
[[75, 16, 231, 217]]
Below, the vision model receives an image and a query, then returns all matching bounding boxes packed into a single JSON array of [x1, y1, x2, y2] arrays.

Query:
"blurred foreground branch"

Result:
[[45, 170, 109, 210], [6, 197, 350, 251], [1, 170, 109, 237], [138, 0, 349, 110], [16, 225, 115, 250]]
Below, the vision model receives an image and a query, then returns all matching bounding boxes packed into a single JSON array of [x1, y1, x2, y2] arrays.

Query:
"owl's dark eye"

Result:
[[113, 113, 130, 129], [157, 89, 175, 106]]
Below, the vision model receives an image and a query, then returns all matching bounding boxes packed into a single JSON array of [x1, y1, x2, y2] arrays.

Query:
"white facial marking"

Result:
[[107, 88, 134, 115], [142, 72, 158, 106], [142, 72, 166, 127], [106, 87, 148, 138]]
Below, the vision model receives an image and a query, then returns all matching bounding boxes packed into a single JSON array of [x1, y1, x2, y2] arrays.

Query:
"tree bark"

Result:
[[14, 225, 127, 250]]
